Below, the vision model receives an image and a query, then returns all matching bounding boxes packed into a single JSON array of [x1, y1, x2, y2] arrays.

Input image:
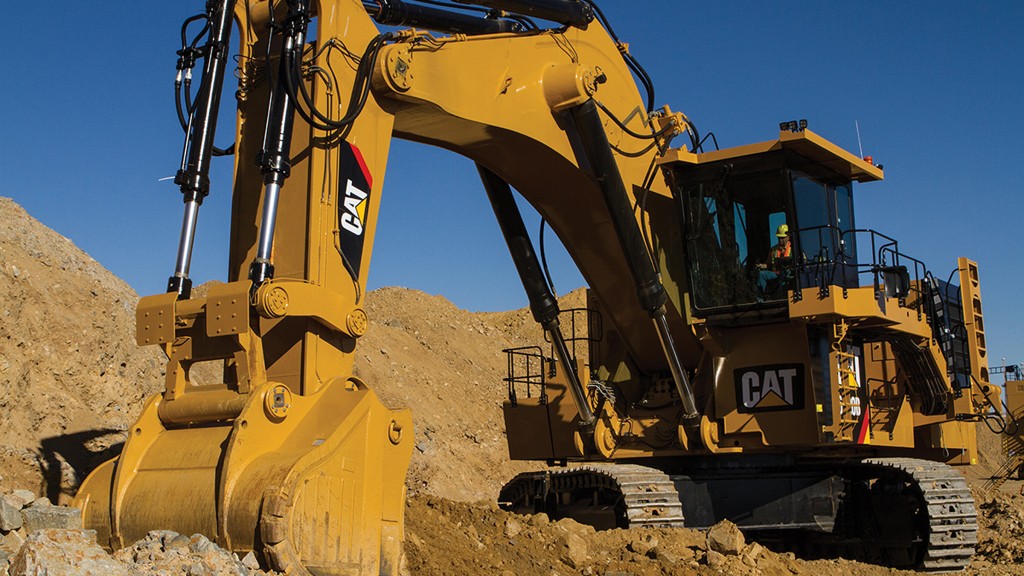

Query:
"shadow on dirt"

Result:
[[38, 429, 126, 502]]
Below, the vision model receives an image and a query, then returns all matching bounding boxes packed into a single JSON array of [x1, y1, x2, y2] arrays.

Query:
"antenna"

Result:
[[855, 120, 864, 158]]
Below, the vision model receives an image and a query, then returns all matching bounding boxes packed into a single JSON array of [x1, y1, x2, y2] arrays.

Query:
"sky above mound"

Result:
[[3, 1, 1022, 366]]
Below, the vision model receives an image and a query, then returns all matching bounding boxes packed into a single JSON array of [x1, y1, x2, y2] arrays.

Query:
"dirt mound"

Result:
[[403, 494, 935, 576], [0, 198, 164, 499], [355, 286, 547, 501]]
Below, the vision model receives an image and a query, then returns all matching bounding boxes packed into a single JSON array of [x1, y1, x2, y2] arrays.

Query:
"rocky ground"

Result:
[[0, 486, 274, 575], [2, 195, 1024, 575]]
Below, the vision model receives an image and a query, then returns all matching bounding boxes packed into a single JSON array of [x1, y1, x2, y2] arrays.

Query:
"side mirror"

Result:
[[881, 265, 910, 299]]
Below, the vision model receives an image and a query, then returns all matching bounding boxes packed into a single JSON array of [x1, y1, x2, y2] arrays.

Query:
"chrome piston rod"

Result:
[[253, 181, 283, 267], [172, 200, 201, 281], [249, 1, 308, 285], [653, 312, 699, 421]]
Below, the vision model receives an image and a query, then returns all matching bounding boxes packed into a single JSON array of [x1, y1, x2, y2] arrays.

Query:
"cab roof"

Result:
[[658, 128, 884, 183]]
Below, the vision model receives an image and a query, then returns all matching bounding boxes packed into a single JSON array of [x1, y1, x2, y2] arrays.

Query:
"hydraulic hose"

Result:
[[367, 0, 521, 34], [453, 0, 592, 28]]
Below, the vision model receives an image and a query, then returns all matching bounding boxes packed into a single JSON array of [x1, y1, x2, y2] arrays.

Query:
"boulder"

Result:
[[241, 551, 261, 570], [8, 529, 128, 576], [21, 504, 82, 533], [627, 533, 659, 555], [7, 492, 34, 510], [503, 517, 523, 539], [528, 512, 550, 527], [555, 532, 588, 569], [706, 519, 745, 556], [0, 530, 25, 555], [0, 498, 21, 532]]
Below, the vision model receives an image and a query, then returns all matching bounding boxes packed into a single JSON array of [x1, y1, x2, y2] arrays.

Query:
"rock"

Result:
[[29, 498, 50, 509], [504, 517, 524, 539], [21, 504, 82, 533], [7, 492, 34, 510], [8, 529, 128, 576], [241, 550, 261, 570], [743, 542, 765, 567], [0, 530, 25, 556], [167, 533, 191, 550], [706, 548, 726, 568], [0, 498, 22, 532], [528, 513, 550, 527], [653, 543, 695, 564], [188, 533, 217, 554], [706, 519, 744, 555], [627, 533, 658, 555], [116, 531, 251, 575], [555, 532, 588, 569]]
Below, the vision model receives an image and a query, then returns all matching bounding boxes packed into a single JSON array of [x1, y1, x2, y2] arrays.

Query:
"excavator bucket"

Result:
[[76, 385, 411, 574], [74, 282, 413, 575]]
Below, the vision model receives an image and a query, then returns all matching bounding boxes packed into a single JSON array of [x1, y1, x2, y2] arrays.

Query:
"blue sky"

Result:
[[3, 2, 1022, 369]]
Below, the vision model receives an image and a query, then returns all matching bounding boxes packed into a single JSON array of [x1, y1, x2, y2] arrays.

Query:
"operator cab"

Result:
[[658, 126, 883, 318]]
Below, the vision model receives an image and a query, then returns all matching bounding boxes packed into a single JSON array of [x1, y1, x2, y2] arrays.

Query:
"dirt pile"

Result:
[[353, 286, 543, 500], [405, 495, 748, 575], [0, 198, 164, 498], [402, 494, 934, 576]]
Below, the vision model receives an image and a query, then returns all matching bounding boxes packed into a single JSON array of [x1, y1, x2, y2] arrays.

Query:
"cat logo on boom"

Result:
[[341, 179, 368, 236], [734, 364, 805, 413], [337, 143, 372, 276]]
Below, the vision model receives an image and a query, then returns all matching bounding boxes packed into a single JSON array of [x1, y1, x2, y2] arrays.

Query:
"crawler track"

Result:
[[498, 458, 977, 572], [846, 457, 977, 572], [499, 463, 684, 528]]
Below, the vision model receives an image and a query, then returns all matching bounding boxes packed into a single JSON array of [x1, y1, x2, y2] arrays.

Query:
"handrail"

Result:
[[543, 306, 603, 368], [501, 345, 547, 406], [788, 225, 935, 314]]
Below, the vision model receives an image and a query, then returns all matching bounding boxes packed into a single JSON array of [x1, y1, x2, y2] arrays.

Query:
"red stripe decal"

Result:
[[856, 405, 871, 444], [349, 143, 373, 190]]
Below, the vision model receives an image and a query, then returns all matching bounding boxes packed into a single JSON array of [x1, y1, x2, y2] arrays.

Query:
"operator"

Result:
[[756, 224, 792, 300]]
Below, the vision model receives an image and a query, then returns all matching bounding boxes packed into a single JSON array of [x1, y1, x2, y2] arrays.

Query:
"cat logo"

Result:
[[337, 143, 372, 277], [734, 364, 805, 413], [341, 179, 368, 236]]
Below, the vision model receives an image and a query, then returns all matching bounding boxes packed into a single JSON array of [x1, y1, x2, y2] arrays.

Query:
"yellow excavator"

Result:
[[73, 0, 996, 573]]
